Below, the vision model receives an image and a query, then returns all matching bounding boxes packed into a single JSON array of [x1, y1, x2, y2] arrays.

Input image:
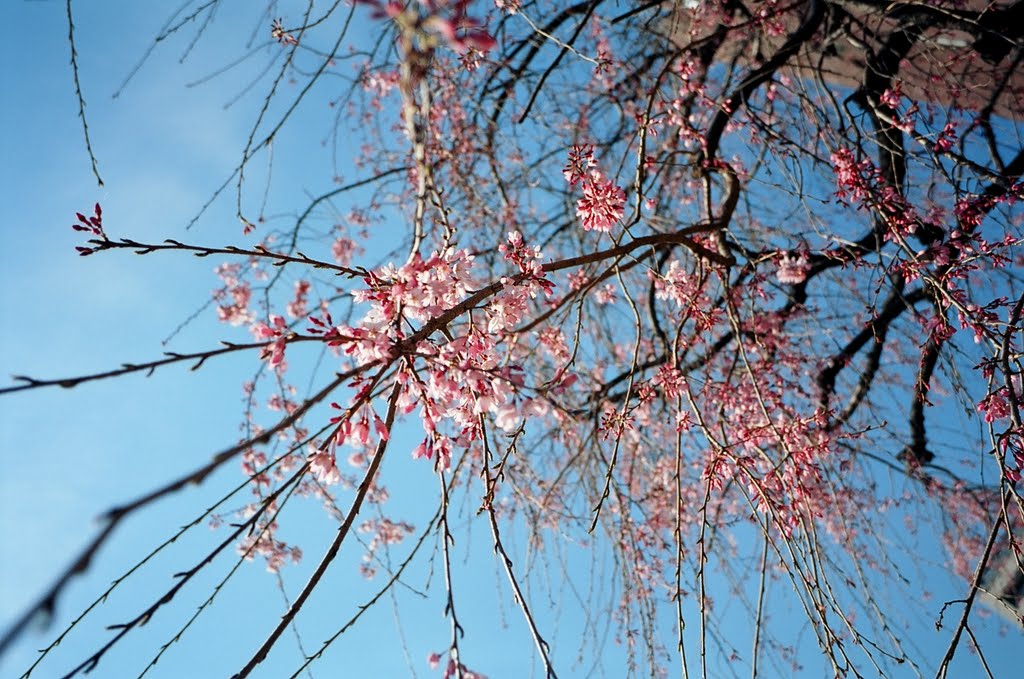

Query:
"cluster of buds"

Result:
[[71, 203, 106, 255]]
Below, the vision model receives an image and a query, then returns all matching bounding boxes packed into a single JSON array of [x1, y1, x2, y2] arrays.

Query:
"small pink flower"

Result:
[[309, 449, 341, 485], [271, 18, 298, 46], [880, 85, 902, 110], [593, 282, 617, 305], [412, 438, 431, 461], [933, 122, 957, 153], [776, 253, 809, 285]]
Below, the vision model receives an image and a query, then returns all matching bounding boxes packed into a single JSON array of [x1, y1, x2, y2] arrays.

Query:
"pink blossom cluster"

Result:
[[305, 238, 559, 472], [331, 236, 361, 266], [562, 143, 594, 186], [252, 315, 289, 371], [498, 229, 544, 278], [410, 327, 545, 466], [776, 252, 809, 285], [654, 364, 686, 399], [493, 0, 520, 15], [977, 389, 1011, 423], [309, 445, 342, 486], [933, 121, 957, 153], [564, 145, 626, 233], [356, 249, 476, 327], [357, 518, 414, 578], [1002, 435, 1024, 482], [652, 260, 719, 331], [286, 280, 311, 319], [237, 513, 303, 573], [576, 169, 626, 233], [329, 401, 390, 448], [831, 147, 926, 240], [71, 203, 106, 256], [831, 147, 874, 204], [488, 275, 553, 336], [360, 69, 400, 110], [309, 249, 477, 368], [954, 183, 1022, 231], [214, 262, 254, 326], [427, 652, 488, 679]]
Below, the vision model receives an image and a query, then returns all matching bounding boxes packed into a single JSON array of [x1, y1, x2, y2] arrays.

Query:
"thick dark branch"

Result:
[[904, 321, 942, 467], [702, 0, 825, 161], [818, 284, 926, 417]]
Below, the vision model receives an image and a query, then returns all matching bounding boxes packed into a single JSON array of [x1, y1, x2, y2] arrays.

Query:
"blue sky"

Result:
[[1, 2, 1021, 678]]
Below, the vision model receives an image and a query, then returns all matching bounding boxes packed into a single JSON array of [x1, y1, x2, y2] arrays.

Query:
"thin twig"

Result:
[[66, 0, 103, 186]]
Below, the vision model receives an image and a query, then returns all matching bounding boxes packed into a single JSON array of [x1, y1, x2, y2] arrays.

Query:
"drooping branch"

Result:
[[0, 370, 350, 659], [80, 237, 368, 277], [1, 338, 317, 395], [232, 381, 403, 678], [55, 467, 308, 679], [65, 0, 102, 186], [934, 493, 1011, 678]]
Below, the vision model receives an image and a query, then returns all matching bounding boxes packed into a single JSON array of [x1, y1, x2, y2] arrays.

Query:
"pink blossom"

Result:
[[831, 148, 872, 203], [576, 170, 625, 232], [215, 266, 253, 326], [654, 364, 685, 399], [271, 18, 298, 46], [252, 315, 289, 370], [776, 253, 809, 285], [977, 391, 1010, 423], [493, 403, 520, 432], [286, 280, 311, 318], [879, 85, 902, 110], [434, 436, 452, 471], [494, 0, 520, 13], [487, 286, 530, 333], [498, 230, 545, 278], [373, 414, 389, 441], [563, 144, 594, 186], [593, 283, 617, 305], [309, 448, 341, 485], [331, 237, 360, 265], [412, 438, 431, 461], [933, 122, 957, 153]]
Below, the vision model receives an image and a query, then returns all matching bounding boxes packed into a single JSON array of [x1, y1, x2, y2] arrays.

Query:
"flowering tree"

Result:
[[3, 1, 1024, 677]]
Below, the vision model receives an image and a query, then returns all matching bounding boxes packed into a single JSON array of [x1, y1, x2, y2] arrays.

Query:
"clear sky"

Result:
[[1, 2, 1020, 678]]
